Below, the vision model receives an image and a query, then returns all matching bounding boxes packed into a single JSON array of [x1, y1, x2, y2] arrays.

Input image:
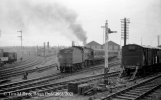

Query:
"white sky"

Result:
[[0, 0, 161, 47]]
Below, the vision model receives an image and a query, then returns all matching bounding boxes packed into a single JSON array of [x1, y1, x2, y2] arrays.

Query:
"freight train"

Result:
[[0, 49, 17, 66], [57, 46, 119, 73], [120, 44, 161, 80]]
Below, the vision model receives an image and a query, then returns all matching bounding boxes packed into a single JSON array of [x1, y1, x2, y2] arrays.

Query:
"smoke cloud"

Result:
[[0, 0, 87, 43]]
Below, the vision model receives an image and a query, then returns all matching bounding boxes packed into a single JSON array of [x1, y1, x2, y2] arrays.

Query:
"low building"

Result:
[[86, 41, 102, 50], [102, 41, 120, 52], [86, 41, 120, 51]]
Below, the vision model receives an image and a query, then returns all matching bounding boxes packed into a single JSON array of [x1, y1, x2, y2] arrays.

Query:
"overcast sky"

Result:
[[0, 0, 160, 47]]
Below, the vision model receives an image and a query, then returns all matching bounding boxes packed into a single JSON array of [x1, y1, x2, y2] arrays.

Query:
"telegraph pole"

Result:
[[121, 18, 130, 46], [102, 20, 117, 84], [18, 30, 23, 48], [18, 30, 23, 59]]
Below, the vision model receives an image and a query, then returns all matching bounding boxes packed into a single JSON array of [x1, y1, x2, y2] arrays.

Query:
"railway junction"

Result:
[[0, 1, 161, 100], [0, 22, 161, 100], [0, 42, 161, 100]]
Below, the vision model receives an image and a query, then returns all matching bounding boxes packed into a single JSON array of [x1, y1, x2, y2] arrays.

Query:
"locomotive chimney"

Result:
[[72, 41, 75, 46]]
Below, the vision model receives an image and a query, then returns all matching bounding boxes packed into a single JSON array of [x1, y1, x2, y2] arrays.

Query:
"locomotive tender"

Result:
[[121, 44, 161, 79], [58, 46, 118, 73]]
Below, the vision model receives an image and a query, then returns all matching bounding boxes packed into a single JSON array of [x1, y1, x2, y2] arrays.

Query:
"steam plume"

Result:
[[0, 0, 87, 43]]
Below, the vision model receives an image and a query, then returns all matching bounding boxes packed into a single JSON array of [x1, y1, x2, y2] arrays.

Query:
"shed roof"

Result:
[[102, 41, 120, 46], [86, 41, 101, 46]]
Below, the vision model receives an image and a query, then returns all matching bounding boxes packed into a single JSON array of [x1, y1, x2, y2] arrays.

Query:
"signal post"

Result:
[[102, 20, 117, 84]]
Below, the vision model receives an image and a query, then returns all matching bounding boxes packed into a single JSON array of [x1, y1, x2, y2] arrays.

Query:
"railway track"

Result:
[[0, 56, 37, 70], [0, 60, 120, 93], [141, 86, 161, 100], [0, 62, 42, 80], [0, 57, 41, 75], [100, 73, 161, 100], [0, 61, 120, 99], [2, 71, 120, 100], [0, 61, 55, 80]]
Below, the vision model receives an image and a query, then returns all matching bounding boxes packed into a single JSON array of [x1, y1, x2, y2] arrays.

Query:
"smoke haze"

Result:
[[0, 0, 87, 44]]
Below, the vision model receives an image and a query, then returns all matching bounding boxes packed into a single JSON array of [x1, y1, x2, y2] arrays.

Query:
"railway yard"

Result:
[[0, 56, 122, 100], [0, 34, 161, 100], [0, 47, 161, 100], [0, 1, 161, 100]]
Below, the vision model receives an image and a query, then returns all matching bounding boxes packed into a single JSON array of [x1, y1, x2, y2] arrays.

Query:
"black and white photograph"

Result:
[[0, 0, 161, 100]]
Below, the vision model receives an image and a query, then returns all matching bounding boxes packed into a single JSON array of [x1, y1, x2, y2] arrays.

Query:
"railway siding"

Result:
[[101, 73, 161, 100]]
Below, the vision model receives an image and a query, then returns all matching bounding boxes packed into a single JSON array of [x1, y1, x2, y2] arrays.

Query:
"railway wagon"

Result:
[[0, 49, 9, 65], [3, 52, 17, 64], [157, 48, 161, 63], [121, 44, 161, 79]]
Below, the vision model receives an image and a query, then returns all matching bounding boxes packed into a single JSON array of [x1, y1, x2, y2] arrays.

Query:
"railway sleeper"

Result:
[[121, 93, 142, 98], [135, 86, 156, 90], [142, 89, 161, 99], [130, 89, 149, 94], [120, 94, 138, 98], [136, 85, 161, 99], [128, 90, 145, 94], [130, 87, 151, 92], [115, 95, 136, 100], [111, 98, 125, 100], [125, 92, 141, 96], [143, 93, 161, 100], [133, 88, 153, 92], [150, 89, 161, 94]]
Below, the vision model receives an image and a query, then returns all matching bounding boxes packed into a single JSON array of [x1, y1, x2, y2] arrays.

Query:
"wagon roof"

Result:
[[125, 44, 161, 50], [72, 46, 84, 50]]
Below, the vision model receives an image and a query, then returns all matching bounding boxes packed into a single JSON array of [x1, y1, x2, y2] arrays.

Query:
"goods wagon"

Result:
[[121, 44, 161, 79], [3, 52, 17, 64]]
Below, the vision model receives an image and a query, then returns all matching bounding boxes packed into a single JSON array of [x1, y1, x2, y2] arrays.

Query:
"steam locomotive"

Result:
[[57, 46, 119, 73]]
